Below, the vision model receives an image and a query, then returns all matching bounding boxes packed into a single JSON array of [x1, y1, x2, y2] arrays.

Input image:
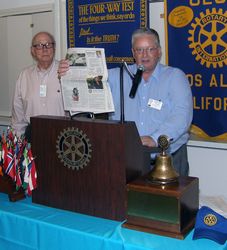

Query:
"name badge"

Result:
[[40, 85, 47, 97], [148, 98, 163, 110]]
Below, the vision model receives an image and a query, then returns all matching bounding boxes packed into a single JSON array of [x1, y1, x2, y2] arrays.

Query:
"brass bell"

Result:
[[148, 135, 179, 185]]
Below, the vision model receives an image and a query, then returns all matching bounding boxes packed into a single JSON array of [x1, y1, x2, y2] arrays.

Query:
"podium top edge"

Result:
[[30, 115, 136, 126]]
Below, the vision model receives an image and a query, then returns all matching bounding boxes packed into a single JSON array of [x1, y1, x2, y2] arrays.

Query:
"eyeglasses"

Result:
[[133, 47, 158, 55], [32, 43, 55, 50]]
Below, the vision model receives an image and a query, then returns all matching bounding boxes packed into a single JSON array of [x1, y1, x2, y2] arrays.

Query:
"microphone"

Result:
[[129, 64, 145, 98]]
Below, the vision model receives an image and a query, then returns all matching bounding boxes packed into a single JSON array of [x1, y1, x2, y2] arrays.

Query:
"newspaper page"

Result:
[[60, 47, 114, 114]]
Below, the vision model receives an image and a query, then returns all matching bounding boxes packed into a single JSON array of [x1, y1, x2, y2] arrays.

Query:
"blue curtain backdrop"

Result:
[[66, 0, 149, 69], [165, 1, 227, 140]]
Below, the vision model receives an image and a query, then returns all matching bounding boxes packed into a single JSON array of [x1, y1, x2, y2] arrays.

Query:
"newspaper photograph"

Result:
[[61, 47, 114, 114]]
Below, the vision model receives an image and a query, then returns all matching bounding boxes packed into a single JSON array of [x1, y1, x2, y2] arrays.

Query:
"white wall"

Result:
[[0, 0, 53, 9], [188, 139, 227, 197], [0, 0, 66, 56], [149, 2, 165, 65]]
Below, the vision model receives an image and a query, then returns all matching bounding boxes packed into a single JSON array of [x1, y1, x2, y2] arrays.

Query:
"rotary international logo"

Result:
[[204, 213, 217, 226], [188, 8, 227, 68], [56, 127, 92, 170]]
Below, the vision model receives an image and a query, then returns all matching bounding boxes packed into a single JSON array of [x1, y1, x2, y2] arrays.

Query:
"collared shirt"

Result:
[[11, 60, 65, 136], [108, 63, 193, 154]]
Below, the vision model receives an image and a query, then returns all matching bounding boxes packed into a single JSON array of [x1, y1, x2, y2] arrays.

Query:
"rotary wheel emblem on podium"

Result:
[[56, 127, 92, 170]]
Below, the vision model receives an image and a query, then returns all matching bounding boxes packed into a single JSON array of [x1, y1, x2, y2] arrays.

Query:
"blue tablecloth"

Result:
[[0, 193, 225, 250]]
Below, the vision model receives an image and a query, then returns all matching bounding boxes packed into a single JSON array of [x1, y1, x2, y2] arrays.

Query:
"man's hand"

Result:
[[141, 136, 157, 147], [57, 59, 70, 78]]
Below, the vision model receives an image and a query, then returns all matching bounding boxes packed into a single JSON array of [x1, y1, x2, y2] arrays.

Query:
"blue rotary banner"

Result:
[[66, 0, 149, 69], [165, 1, 227, 140]]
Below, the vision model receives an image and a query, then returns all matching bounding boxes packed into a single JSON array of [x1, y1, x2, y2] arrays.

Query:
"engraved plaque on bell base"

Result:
[[123, 176, 199, 239]]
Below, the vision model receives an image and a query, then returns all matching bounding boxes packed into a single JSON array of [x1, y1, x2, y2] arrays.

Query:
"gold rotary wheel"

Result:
[[188, 8, 227, 68], [158, 135, 169, 151], [204, 213, 217, 226], [56, 127, 92, 170]]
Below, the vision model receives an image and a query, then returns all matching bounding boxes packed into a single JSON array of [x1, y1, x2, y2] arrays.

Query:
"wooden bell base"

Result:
[[0, 174, 25, 202], [123, 219, 195, 239], [123, 176, 199, 239]]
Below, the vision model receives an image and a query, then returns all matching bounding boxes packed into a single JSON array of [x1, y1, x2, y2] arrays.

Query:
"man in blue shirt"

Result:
[[108, 28, 193, 175], [58, 28, 193, 176]]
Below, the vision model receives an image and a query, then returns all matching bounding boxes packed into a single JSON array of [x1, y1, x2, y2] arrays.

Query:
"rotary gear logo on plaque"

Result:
[[188, 8, 227, 68], [56, 127, 92, 170]]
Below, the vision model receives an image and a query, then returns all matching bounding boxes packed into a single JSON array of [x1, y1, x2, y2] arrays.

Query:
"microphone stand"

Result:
[[120, 63, 125, 124], [120, 61, 134, 124]]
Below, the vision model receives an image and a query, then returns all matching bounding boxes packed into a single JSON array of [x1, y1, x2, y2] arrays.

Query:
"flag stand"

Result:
[[0, 174, 25, 201]]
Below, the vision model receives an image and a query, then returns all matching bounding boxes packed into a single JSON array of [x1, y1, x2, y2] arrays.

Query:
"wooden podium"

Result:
[[31, 115, 150, 221]]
